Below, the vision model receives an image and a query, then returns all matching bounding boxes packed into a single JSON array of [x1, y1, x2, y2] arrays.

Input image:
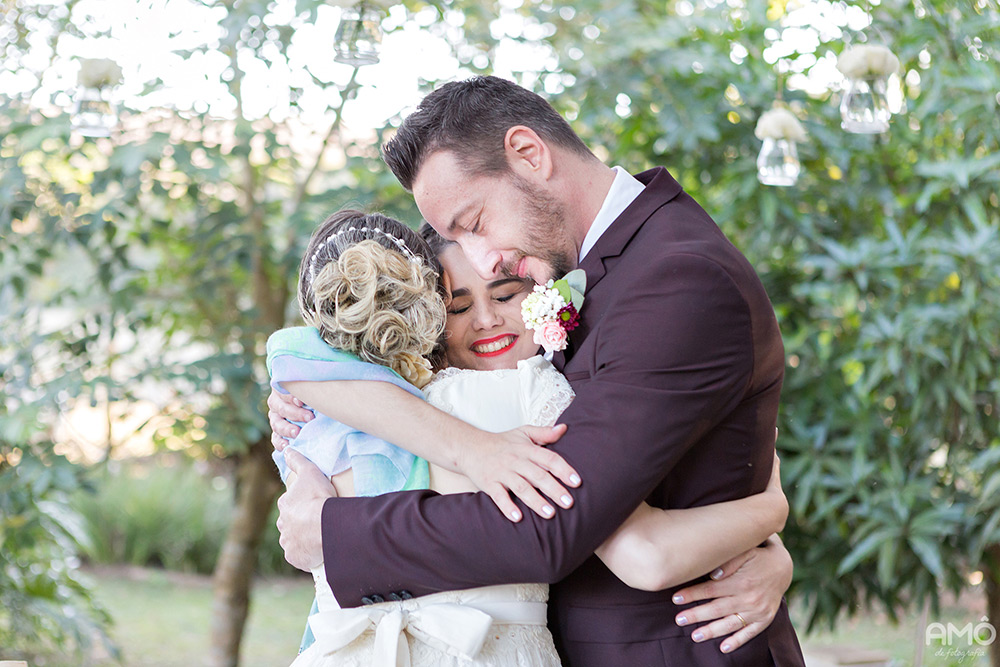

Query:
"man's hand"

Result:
[[268, 388, 314, 452], [276, 449, 336, 571], [672, 534, 793, 653], [457, 424, 579, 523]]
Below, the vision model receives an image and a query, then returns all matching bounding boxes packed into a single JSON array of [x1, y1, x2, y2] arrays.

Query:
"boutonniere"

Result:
[[521, 269, 586, 354]]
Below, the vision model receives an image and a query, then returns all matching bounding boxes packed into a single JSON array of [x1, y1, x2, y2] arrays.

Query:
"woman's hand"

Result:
[[456, 424, 581, 522], [672, 534, 793, 654]]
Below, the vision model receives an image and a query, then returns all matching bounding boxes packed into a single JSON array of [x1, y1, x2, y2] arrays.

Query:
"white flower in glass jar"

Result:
[[836, 45, 900, 79], [754, 107, 807, 142], [78, 58, 124, 89]]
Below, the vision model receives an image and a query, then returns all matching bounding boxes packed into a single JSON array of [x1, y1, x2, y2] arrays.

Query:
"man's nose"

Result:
[[461, 237, 502, 280]]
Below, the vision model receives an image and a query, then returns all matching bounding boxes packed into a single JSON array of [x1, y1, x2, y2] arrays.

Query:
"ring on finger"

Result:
[[734, 612, 747, 629]]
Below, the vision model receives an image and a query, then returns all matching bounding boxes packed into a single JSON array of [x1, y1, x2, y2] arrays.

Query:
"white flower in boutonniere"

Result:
[[77, 58, 124, 89], [754, 106, 807, 142], [836, 44, 900, 80], [521, 269, 586, 354]]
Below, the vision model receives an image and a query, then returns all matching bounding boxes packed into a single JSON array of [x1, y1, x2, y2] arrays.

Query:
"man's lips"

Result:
[[471, 334, 519, 357], [515, 258, 528, 279]]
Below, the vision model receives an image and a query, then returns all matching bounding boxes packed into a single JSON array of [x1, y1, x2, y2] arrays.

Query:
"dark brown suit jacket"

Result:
[[320, 167, 805, 666]]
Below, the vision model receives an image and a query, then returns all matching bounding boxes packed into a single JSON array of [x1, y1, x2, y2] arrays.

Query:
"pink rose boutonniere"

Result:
[[521, 269, 587, 354]]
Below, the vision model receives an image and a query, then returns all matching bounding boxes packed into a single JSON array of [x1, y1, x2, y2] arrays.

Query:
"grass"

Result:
[[19, 565, 994, 667], [33, 566, 314, 667]]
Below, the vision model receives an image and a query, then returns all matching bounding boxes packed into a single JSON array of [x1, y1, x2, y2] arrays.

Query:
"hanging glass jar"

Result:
[[72, 85, 117, 138], [836, 44, 899, 135], [73, 58, 123, 138], [334, 4, 383, 67], [839, 75, 891, 134], [756, 138, 801, 187], [754, 106, 806, 187]]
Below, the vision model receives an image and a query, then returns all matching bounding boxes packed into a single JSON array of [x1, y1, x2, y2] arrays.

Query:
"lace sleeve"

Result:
[[523, 362, 576, 428]]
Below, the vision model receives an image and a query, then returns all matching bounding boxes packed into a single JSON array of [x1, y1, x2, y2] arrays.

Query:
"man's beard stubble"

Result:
[[506, 174, 575, 282]]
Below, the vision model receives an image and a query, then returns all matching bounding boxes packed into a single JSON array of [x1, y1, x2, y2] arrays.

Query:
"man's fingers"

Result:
[[284, 449, 328, 484]]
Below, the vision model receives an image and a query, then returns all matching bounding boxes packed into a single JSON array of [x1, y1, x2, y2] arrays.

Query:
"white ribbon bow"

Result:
[[308, 602, 495, 666]]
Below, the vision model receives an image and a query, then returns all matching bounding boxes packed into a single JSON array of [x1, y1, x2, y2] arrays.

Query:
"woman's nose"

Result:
[[472, 303, 504, 330]]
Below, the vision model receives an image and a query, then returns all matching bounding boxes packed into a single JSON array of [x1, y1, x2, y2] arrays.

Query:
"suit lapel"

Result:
[[576, 167, 684, 294], [556, 167, 684, 371]]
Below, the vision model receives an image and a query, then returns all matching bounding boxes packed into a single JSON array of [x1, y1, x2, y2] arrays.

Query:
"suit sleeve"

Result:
[[321, 253, 754, 606]]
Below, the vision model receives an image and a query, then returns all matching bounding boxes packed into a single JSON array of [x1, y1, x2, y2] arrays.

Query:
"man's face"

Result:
[[412, 150, 576, 284]]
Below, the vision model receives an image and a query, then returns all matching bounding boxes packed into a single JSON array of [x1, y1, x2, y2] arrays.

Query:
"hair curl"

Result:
[[298, 211, 446, 387]]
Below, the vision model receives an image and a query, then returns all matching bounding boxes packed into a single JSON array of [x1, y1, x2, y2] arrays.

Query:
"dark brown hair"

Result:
[[382, 76, 594, 191]]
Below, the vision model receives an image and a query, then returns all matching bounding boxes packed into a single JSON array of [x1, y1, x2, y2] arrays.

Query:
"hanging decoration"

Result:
[[836, 44, 900, 134], [332, 1, 392, 67], [755, 105, 807, 187], [73, 58, 123, 138]]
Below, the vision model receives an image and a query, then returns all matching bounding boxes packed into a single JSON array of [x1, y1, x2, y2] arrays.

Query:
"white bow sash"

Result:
[[308, 601, 495, 666]]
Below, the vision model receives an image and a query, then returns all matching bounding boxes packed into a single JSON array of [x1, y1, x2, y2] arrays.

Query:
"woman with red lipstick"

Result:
[[269, 210, 789, 667]]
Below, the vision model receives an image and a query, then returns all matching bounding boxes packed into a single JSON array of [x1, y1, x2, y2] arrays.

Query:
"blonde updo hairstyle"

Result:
[[298, 210, 446, 388]]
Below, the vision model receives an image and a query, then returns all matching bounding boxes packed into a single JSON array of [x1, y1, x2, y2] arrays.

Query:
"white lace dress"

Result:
[[290, 355, 575, 667]]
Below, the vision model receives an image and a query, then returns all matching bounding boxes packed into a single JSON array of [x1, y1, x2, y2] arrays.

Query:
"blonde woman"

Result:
[[269, 210, 787, 667]]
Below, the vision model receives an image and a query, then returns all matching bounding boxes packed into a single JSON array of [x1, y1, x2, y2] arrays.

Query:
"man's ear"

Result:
[[504, 126, 553, 181]]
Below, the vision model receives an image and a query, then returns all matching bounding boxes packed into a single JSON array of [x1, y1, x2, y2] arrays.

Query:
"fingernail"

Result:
[[672, 594, 684, 604], [710, 568, 724, 580], [569, 474, 581, 486], [721, 644, 732, 653], [542, 505, 554, 517], [560, 494, 572, 507], [692, 631, 704, 642], [676, 615, 688, 626], [510, 510, 522, 521]]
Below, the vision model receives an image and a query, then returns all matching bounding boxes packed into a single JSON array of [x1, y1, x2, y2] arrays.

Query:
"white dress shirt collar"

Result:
[[578, 166, 646, 263]]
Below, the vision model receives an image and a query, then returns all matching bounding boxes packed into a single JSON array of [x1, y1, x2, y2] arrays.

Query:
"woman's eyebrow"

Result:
[[489, 278, 527, 289], [449, 287, 471, 298]]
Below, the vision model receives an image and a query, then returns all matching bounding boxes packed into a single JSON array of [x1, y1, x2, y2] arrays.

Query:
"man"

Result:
[[272, 76, 805, 665]]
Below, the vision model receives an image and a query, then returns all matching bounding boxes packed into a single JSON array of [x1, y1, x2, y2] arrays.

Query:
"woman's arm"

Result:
[[273, 381, 577, 521], [595, 456, 788, 591]]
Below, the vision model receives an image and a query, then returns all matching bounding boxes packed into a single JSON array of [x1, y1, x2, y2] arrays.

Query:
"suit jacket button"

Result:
[[361, 596, 374, 606], [387, 592, 402, 601], [370, 594, 385, 603], [399, 590, 413, 600]]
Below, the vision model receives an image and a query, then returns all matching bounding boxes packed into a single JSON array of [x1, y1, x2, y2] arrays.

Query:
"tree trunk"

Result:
[[987, 545, 1000, 667], [208, 435, 283, 667]]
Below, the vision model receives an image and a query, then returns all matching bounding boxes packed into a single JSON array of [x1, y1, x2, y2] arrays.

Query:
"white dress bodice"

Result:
[[292, 356, 574, 667]]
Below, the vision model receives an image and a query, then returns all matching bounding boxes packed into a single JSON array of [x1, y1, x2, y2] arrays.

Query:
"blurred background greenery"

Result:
[[2, 0, 999, 665]]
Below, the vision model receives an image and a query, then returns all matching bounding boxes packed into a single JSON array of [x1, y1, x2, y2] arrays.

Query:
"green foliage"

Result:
[[525, 0, 1000, 629], [2, 0, 1000, 651], [0, 447, 116, 661], [73, 459, 294, 576]]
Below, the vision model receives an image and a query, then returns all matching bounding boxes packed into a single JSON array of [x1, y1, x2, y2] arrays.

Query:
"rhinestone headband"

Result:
[[308, 226, 422, 283]]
